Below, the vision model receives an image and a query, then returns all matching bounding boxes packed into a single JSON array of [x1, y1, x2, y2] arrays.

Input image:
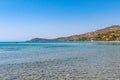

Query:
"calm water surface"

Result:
[[0, 42, 120, 65], [0, 42, 120, 80]]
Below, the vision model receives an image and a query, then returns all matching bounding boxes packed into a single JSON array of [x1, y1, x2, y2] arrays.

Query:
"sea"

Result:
[[0, 42, 120, 80]]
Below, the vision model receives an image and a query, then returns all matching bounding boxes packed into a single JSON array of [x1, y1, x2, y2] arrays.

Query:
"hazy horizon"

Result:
[[0, 0, 120, 42]]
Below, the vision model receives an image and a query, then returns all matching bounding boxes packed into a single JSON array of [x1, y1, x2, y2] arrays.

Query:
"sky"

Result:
[[0, 0, 120, 41]]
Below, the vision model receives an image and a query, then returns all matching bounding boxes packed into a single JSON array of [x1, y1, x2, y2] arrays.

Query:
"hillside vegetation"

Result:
[[27, 25, 120, 42]]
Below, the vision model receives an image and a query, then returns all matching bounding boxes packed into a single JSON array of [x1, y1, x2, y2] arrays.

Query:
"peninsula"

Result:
[[27, 25, 120, 42]]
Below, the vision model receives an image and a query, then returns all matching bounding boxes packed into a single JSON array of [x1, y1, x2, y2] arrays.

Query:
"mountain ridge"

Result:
[[27, 25, 120, 42]]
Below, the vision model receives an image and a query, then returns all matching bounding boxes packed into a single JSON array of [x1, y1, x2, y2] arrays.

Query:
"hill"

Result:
[[27, 25, 120, 42], [26, 38, 57, 42]]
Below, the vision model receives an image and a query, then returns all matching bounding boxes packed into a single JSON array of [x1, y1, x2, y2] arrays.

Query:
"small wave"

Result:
[[0, 47, 25, 51], [44, 45, 73, 48]]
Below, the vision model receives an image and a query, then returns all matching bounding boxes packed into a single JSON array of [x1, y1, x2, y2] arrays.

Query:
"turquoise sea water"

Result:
[[0, 42, 89, 65], [0, 42, 120, 80], [0, 42, 120, 65], [0, 42, 120, 64]]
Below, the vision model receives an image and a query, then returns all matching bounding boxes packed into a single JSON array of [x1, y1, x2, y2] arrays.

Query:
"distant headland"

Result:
[[27, 25, 120, 42]]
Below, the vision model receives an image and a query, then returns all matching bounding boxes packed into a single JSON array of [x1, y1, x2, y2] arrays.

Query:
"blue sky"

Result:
[[0, 0, 120, 41]]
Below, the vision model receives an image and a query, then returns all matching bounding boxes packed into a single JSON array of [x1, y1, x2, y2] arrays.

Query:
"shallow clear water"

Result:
[[0, 42, 120, 65], [0, 42, 120, 80]]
